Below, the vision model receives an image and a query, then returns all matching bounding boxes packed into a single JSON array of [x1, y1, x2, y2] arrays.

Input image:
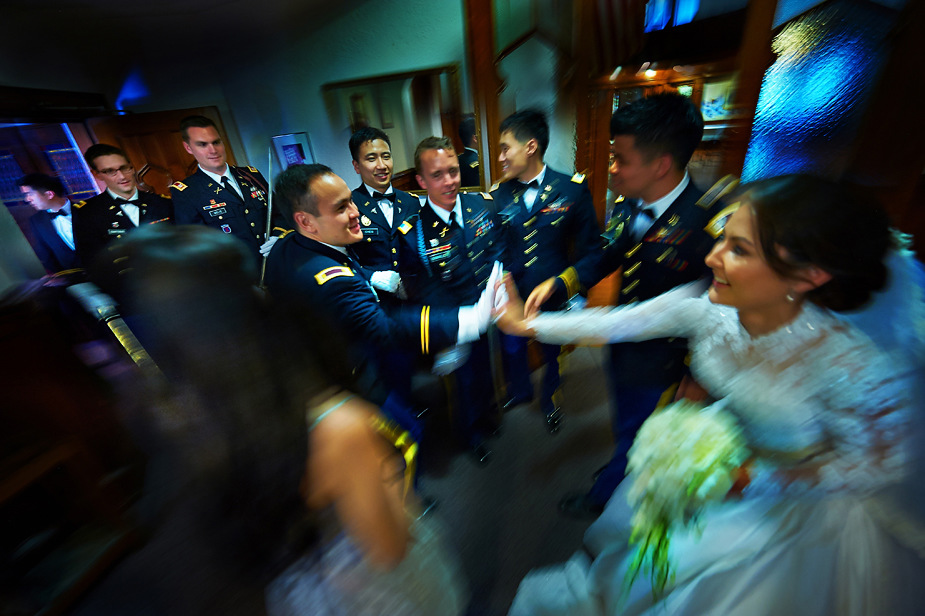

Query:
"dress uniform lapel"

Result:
[[392, 192, 418, 235], [355, 187, 391, 233], [459, 194, 476, 246], [534, 175, 561, 214]]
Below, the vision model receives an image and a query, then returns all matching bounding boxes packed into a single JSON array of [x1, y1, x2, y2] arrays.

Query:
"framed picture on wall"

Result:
[[272, 133, 315, 170]]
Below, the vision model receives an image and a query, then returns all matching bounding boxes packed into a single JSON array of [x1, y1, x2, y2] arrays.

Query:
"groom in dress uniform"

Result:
[[73, 144, 173, 267], [170, 115, 288, 266], [490, 109, 601, 433], [528, 93, 735, 517], [19, 173, 81, 274]]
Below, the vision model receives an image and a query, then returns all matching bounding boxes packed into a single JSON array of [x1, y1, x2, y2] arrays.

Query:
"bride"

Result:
[[498, 175, 925, 615]]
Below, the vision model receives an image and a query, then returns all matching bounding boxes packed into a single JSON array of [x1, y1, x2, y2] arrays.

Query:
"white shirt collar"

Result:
[[49, 200, 72, 216], [364, 183, 394, 198], [106, 188, 140, 202], [521, 164, 547, 187], [641, 171, 690, 219], [200, 164, 232, 184], [317, 240, 348, 256], [426, 195, 462, 224]]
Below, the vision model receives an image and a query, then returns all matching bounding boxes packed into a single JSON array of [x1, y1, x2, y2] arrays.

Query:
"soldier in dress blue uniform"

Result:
[[457, 114, 480, 188], [74, 144, 173, 267], [490, 109, 602, 433], [264, 163, 496, 451], [527, 93, 735, 517], [348, 127, 421, 278], [170, 115, 288, 267], [396, 137, 505, 464]]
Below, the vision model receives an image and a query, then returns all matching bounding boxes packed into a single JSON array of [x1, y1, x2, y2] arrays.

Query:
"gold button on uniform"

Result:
[[391, 248, 397, 253], [250, 222, 255, 227]]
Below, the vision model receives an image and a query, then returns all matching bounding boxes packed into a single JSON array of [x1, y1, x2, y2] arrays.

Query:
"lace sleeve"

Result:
[[529, 282, 706, 346], [746, 330, 912, 498]]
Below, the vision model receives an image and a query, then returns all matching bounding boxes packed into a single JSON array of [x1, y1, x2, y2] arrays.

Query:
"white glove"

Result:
[[432, 343, 471, 375], [456, 261, 503, 343], [259, 235, 279, 257], [370, 270, 403, 295]]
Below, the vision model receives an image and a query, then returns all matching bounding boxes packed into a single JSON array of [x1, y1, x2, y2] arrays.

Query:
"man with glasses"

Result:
[[74, 144, 173, 266], [171, 115, 288, 265]]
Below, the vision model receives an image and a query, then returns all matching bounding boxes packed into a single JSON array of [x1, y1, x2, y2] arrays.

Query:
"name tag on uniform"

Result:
[[361, 227, 379, 236], [107, 229, 127, 235], [208, 208, 227, 217]]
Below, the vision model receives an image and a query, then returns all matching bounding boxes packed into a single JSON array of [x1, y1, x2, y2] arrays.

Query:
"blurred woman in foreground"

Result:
[[117, 225, 466, 615]]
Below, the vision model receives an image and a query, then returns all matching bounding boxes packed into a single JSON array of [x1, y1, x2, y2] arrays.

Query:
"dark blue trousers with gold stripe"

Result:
[[445, 336, 495, 447], [500, 332, 562, 415]]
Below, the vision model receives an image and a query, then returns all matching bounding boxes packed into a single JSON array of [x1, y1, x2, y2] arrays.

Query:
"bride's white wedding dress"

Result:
[[509, 284, 925, 616]]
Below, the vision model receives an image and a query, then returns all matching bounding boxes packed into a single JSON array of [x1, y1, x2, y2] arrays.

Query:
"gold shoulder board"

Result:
[[470, 160, 479, 168], [160, 193, 171, 199], [73, 200, 87, 209], [398, 220, 413, 235], [480, 192, 493, 200], [170, 182, 187, 191], [489, 182, 500, 192], [571, 172, 586, 184], [314, 266, 354, 285], [703, 203, 741, 239], [696, 174, 739, 209], [247, 166, 259, 173]]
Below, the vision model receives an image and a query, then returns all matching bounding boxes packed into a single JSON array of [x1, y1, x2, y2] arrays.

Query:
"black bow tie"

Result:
[[372, 191, 396, 203], [520, 179, 540, 189], [49, 209, 68, 217], [115, 198, 137, 206]]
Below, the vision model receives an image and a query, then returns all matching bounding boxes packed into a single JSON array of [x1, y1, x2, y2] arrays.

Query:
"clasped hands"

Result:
[[491, 275, 559, 338]]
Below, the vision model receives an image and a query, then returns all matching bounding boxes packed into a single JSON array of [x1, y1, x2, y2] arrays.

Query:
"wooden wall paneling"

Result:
[[720, 0, 778, 177], [85, 107, 236, 195], [464, 0, 503, 187]]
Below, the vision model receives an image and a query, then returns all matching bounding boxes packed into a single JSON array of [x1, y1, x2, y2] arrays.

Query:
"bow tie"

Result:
[[115, 198, 137, 206], [49, 209, 68, 217], [372, 191, 396, 203], [520, 179, 540, 189]]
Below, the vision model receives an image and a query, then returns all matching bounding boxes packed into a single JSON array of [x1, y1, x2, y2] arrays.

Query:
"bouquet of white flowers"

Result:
[[623, 400, 750, 598]]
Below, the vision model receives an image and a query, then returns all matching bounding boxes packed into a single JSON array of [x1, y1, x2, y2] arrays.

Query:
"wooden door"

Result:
[[85, 107, 238, 195]]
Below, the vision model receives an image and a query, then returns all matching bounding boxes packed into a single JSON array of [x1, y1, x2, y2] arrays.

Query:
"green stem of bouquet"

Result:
[[622, 520, 675, 603]]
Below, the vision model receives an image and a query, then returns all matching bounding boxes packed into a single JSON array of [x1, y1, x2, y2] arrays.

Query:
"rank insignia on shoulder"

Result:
[[314, 266, 354, 285], [571, 172, 586, 184], [247, 166, 259, 173], [160, 193, 171, 199], [170, 181, 188, 191], [470, 160, 479, 168], [480, 192, 493, 200], [73, 200, 86, 209], [489, 182, 500, 192], [398, 220, 413, 234]]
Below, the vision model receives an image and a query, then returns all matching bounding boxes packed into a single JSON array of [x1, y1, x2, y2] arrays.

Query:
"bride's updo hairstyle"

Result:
[[743, 174, 891, 312]]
